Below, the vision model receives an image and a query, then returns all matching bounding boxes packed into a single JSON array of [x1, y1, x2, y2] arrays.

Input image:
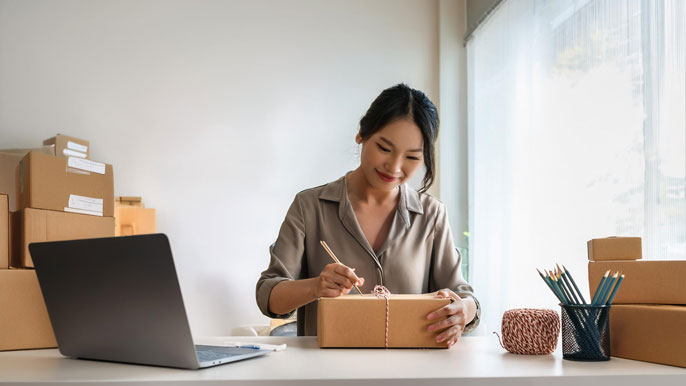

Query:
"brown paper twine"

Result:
[[372, 285, 391, 347], [494, 308, 560, 355]]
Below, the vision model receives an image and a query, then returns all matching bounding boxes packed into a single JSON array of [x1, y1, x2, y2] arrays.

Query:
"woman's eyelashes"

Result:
[[377, 143, 390, 152], [376, 143, 422, 161]]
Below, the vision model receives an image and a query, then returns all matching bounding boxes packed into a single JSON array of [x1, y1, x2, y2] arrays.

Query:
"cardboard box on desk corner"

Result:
[[610, 304, 686, 368], [0, 269, 58, 351], [587, 237, 642, 261], [588, 260, 686, 304], [317, 294, 450, 348], [1, 193, 8, 269], [17, 151, 114, 217], [12, 208, 114, 268], [0, 147, 54, 211], [43, 134, 90, 159]]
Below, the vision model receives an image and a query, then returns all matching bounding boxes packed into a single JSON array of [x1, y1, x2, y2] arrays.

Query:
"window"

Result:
[[467, 0, 685, 332]]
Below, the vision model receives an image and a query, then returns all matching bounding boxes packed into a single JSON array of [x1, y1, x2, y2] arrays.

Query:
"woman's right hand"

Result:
[[312, 263, 364, 298]]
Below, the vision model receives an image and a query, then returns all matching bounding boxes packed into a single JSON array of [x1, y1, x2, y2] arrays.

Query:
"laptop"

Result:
[[29, 233, 272, 369]]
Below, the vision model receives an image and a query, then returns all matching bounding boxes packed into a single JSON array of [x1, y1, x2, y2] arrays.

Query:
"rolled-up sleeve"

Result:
[[255, 194, 307, 319], [430, 203, 481, 334]]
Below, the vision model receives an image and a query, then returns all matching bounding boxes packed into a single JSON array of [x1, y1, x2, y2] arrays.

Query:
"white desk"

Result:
[[0, 336, 684, 385]]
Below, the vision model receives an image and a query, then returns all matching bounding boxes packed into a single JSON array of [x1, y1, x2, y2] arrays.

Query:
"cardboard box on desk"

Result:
[[11, 208, 115, 268], [17, 151, 114, 217], [0, 269, 58, 351], [0, 194, 7, 269], [0, 147, 54, 211], [587, 237, 641, 261], [317, 294, 450, 348], [610, 304, 686, 368], [589, 260, 686, 304], [43, 134, 90, 159]]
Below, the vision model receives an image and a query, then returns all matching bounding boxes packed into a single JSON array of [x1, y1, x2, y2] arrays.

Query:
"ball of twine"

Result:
[[494, 308, 560, 355]]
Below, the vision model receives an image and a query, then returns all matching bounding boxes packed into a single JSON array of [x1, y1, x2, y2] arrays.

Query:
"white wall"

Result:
[[0, 0, 444, 335]]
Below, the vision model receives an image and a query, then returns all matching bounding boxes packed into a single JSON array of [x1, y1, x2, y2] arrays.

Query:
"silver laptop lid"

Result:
[[30, 234, 201, 369]]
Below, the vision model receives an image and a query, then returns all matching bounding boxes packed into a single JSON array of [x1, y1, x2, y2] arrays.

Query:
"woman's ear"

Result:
[[355, 133, 363, 144]]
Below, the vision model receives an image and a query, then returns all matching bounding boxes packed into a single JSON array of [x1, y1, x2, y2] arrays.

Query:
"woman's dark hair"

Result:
[[359, 83, 439, 193]]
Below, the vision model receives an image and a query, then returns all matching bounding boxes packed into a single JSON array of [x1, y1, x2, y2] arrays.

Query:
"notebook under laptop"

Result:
[[29, 233, 272, 369]]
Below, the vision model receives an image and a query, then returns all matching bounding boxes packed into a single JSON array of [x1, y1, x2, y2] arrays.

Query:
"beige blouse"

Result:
[[256, 174, 481, 336]]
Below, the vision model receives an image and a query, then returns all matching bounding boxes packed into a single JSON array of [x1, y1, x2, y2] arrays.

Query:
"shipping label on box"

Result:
[[0, 193, 7, 269], [0, 269, 58, 351], [317, 294, 450, 348], [610, 304, 686, 367], [587, 237, 642, 261], [589, 260, 686, 304], [13, 208, 115, 268], [43, 134, 90, 159], [17, 151, 114, 217]]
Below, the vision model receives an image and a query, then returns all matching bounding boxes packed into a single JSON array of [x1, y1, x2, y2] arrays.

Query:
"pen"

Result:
[[320, 240, 363, 295], [222, 342, 287, 351]]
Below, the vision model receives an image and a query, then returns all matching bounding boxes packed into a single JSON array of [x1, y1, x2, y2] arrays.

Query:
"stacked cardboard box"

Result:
[[12, 208, 115, 268], [114, 196, 156, 236], [0, 191, 57, 350], [1, 134, 115, 351], [0, 146, 54, 212], [18, 151, 114, 217], [0, 269, 58, 350], [43, 134, 90, 159], [587, 237, 686, 367], [1, 194, 8, 269]]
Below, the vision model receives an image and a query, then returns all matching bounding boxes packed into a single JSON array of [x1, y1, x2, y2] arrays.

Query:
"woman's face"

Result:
[[356, 117, 424, 192]]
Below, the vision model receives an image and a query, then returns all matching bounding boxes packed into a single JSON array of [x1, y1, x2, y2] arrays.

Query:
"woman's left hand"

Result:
[[426, 289, 470, 348]]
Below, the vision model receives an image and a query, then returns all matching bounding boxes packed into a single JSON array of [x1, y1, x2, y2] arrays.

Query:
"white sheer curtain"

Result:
[[467, 0, 685, 333]]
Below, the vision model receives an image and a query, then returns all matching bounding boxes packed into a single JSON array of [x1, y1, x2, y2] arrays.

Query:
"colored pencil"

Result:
[[605, 273, 624, 305], [591, 270, 611, 305], [563, 265, 587, 304]]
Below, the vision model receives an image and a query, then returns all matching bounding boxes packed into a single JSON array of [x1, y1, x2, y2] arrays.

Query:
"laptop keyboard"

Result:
[[196, 349, 237, 362]]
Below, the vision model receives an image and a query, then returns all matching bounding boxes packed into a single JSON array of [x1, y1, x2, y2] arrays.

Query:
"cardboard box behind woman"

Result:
[[1, 194, 7, 269], [12, 208, 114, 268], [0, 269, 58, 351], [17, 151, 114, 217], [114, 197, 156, 236], [0, 147, 54, 211], [43, 134, 90, 159]]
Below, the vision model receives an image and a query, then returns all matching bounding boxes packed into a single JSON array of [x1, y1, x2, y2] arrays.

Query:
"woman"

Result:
[[256, 84, 480, 347]]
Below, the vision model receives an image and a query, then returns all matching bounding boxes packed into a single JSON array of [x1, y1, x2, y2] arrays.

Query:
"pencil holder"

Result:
[[560, 304, 610, 361]]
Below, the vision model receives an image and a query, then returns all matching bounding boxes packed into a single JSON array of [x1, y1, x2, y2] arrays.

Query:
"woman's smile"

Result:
[[375, 169, 398, 182]]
